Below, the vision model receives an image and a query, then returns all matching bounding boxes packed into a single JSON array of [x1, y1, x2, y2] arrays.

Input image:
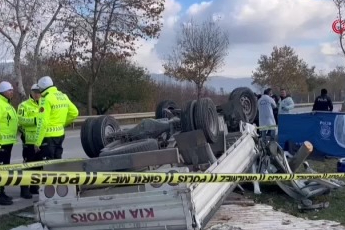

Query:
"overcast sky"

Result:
[[131, 0, 345, 78]]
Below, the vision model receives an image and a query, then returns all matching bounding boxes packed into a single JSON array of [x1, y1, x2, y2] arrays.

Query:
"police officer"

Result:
[[34, 76, 79, 159], [17, 84, 41, 199], [0, 81, 18, 206], [312, 88, 333, 112]]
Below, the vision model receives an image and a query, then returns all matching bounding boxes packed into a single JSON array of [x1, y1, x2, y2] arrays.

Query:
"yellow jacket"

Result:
[[17, 96, 39, 144], [0, 94, 18, 145], [34, 87, 79, 146]]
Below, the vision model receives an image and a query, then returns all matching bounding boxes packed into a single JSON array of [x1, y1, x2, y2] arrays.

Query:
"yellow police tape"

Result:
[[0, 158, 85, 171], [0, 171, 344, 186]]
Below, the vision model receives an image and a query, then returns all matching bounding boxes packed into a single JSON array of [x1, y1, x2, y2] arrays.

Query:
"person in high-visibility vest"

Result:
[[0, 81, 18, 206], [34, 76, 79, 159], [17, 84, 41, 199]]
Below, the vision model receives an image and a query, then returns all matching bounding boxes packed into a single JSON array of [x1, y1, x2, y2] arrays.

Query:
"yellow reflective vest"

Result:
[[34, 87, 79, 146], [0, 94, 18, 145], [17, 96, 39, 144]]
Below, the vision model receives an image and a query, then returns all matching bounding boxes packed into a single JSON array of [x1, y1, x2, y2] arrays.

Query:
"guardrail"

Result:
[[294, 101, 343, 108], [70, 101, 344, 128]]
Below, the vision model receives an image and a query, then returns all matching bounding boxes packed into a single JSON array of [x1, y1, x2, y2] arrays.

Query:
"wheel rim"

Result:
[[240, 96, 252, 116], [105, 125, 116, 135], [104, 125, 118, 145]]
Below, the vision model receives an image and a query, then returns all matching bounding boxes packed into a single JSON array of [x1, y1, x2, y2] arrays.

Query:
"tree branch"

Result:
[[0, 27, 17, 47]]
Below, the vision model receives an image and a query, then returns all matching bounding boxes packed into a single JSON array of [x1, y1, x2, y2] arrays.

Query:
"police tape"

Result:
[[0, 171, 345, 186], [0, 158, 85, 171]]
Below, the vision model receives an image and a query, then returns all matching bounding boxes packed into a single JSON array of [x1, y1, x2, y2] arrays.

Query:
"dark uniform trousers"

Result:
[[21, 134, 43, 196], [40, 135, 65, 160], [21, 134, 43, 167], [0, 144, 13, 165], [0, 144, 14, 200]]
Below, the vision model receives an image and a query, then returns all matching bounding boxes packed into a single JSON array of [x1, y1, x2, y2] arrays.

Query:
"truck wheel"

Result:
[[181, 100, 196, 132], [155, 100, 178, 119], [80, 118, 98, 158], [99, 139, 159, 157], [229, 87, 257, 123], [92, 116, 121, 155], [194, 98, 219, 143], [227, 99, 248, 132]]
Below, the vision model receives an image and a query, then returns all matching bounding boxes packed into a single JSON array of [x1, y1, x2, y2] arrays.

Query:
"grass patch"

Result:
[[243, 158, 345, 224], [0, 207, 36, 230]]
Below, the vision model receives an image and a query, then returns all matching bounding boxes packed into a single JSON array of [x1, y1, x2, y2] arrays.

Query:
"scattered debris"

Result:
[[15, 212, 36, 219], [205, 204, 345, 230], [253, 140, 345, 210]]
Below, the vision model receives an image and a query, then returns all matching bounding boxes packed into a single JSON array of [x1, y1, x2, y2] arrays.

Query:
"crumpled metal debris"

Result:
[[253, 140, 344, 210]]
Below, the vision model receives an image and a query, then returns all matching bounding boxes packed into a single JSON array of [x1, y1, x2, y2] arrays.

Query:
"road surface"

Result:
[[0, 124, 135, 216], [0, 105, 342, 215]]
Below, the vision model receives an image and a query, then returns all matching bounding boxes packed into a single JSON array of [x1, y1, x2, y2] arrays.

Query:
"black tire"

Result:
[[80, 118, 98, 158], [99, 139, 159, 157], [92, 116, 121, 155], [155, 100, 178, 119], [227, 99, 248, 132], [229, 87, 258, 123], [194, 98, 219, 144], [181, 100, 196, 132]]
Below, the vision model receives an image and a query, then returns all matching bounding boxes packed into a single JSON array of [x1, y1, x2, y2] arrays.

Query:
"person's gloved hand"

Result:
[[281, 106, 287, 111]]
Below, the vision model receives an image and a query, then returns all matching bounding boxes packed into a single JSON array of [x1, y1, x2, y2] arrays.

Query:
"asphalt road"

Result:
[[1, 104, 342, 215], [0, 124, 135, 215]]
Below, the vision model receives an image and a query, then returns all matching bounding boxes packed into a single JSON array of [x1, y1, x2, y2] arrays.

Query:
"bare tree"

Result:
[[334, 0, 345, 56], [56, 0, 164, 115], [163, 18, 230, 99], [0, 0, 64, 100]]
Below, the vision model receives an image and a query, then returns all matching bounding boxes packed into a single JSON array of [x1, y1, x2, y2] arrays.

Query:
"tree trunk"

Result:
[[196, 83, 203, 100], [32, 46, 40, 83], [14, 51, 26, 101], [87, 83, 93, 115], [93, 106, 101, 115]]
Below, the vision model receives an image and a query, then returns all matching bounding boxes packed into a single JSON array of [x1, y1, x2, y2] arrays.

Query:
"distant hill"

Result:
[[150, 74, 256, 93]]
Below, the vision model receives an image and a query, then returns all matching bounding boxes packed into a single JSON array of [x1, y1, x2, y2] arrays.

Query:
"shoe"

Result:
[[29, 186, 39, 195], [1, 193, 13, 201], [0, 187, 12, 201], [20, 186, 32, 199], [0, 196, 13, 205]]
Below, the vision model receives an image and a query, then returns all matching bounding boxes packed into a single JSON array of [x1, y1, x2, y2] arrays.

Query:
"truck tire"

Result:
[[194, 98, 219, 144], [227, 99, 248, 132], [92, 116, 121, 155], [181, 100, 196, 132], [99, 139, 159, 157], [81, 118, 98, 158], [155, 100, 178, 119], [229, 87, 257, 123]]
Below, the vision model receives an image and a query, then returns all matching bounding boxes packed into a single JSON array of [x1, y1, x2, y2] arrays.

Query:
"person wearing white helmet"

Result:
[[0, 81, 18, 206], [33, 76, 79, 159], [17, 83, 42, 199]]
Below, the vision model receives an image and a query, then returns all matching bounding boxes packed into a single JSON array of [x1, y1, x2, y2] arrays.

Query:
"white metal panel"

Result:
[[36, 189, 191, 230], [191, 131, 258, 228]]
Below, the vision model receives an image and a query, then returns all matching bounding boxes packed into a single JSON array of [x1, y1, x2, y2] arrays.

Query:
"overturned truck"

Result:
[[34, 87, 261, 230]]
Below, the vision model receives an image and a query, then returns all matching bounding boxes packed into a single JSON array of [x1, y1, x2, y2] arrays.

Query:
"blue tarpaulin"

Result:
[[278, 112, 345, 157]]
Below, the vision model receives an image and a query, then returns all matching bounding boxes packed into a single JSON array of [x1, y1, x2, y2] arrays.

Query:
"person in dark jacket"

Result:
[[271, 94, 279, 124], [312, 89, 333, 112]]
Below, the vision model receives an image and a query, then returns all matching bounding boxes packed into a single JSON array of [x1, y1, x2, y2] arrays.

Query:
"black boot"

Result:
[[20, 186, 32, 199], [29, 185, 39, 194], [0, 187, 13, 205], [0, 186, 12, 200]]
